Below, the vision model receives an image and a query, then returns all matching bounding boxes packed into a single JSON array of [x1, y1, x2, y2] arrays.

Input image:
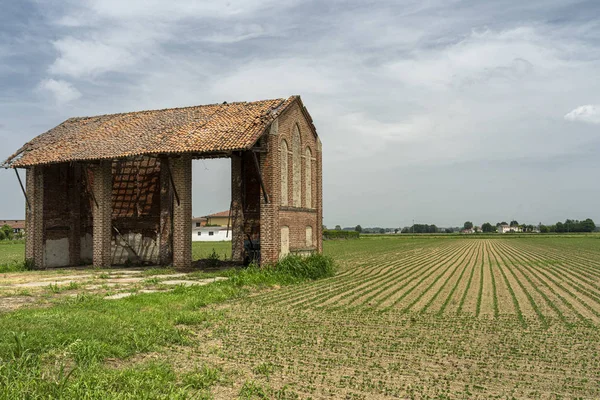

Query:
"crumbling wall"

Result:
[[43, 164, 71, 267], [111, 156, 161, 265], [231, 147, 266, 262], [80, 167, 94, 263], [37, 157, 167, 268], [42, 163, 91, 267], [241, 151, 261, 240]]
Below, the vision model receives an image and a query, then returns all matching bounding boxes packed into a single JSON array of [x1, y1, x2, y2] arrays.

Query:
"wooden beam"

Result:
[[14, 169, 30, 210], [252, 151, 269, 204], [82, 167, 99, 208], [226, 200, 232, 238], [165, 159, 181, 206]]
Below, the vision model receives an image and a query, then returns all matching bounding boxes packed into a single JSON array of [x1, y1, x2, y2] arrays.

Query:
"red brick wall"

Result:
[[260, 100, 323, 262], [25, 163, 92, 268], [279, 209, 319, 250], [231, 151, 263, 262], [242, 151, 262, 238], [159, 157, 173, 265], [42, 163, 85, 267], [171, 155, 192, 268], [92, 161, 113, 268], [25, 166, 44, 268], [260, 130, 280, 263], [231, 154, 244, 261]]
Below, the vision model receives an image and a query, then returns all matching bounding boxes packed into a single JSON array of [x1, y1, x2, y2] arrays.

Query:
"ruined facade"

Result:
[[4, 96, 322, 268]]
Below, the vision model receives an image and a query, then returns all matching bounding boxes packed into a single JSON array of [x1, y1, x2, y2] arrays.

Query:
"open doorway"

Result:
[[191, 158, 232, 262], [191, 153, 263, 267]]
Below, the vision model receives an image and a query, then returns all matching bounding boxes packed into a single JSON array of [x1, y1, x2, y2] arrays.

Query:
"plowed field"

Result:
[[198, 237, 600, 398]]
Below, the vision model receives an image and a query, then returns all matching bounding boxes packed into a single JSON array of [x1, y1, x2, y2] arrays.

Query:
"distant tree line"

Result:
[[401, 224, 438, 234], [539, 219, 596, 233], [476, 219, 596, 234], [323, 230, 360, 240], [326, 225, 395, 234], [325, 218, 597, 235]]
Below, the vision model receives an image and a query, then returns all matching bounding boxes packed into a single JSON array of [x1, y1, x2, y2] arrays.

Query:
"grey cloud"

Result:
[[565, 105, 600, 124], [0, 0, 599, 228]]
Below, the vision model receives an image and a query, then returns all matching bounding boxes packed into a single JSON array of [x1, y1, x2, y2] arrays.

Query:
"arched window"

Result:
[[292, 124, 301, 207], [281, 226, 290, 257], [306, 226, 313, 247], [305, 147, 312, 208], [280, 139, 289, 206]]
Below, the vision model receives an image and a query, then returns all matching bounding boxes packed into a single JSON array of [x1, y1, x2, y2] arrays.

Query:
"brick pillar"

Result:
[[159, 157, 173, 265], [316, 138, 323, 253], [25, 166, 44, 268], [68, 164, 81, 266], [172, 155, 192, 268], [231, 154, 244, 262], [260, 132, 280, 265], [92, 161, 112, 268]]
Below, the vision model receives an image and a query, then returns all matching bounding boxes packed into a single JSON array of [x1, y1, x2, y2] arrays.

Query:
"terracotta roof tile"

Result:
[[0, 220, 25, 229], [204, 210, 231, 218], [3, 96, 298, 168]]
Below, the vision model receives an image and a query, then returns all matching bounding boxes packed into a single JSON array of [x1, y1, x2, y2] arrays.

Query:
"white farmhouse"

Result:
[[498, 224, 522, 234], [192, 226, 232, 242]]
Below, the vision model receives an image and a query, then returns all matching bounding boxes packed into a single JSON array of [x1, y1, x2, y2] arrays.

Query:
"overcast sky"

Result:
[[1, 0, 599, 228]]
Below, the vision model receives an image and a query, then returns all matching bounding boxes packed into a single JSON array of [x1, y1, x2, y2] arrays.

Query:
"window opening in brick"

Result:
[[292, 124, 301, 207], [306, 225, 313, 247], [305, 147, 312, 208], [281, 139, 289, 206]]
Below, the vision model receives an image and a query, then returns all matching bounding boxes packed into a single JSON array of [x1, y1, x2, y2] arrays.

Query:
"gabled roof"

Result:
[[3, 95, 312, 168], [204, 210, 230, 218]]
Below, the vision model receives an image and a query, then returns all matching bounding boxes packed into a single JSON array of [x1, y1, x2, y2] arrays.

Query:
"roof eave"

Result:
[[2, 96, 312, 168]]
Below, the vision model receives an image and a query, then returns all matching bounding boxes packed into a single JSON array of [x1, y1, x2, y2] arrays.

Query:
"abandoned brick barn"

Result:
[[2, 96, 323, 269]]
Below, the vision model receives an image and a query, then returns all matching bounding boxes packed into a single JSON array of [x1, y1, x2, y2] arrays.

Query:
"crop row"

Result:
[[257, 239, 600, 327]]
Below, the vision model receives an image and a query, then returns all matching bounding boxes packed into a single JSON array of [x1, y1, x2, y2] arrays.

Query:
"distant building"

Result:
[[498, 224, 522, 233], [192, 226, 232, 242], [0, 220, 25, 234], [203, 210, 232, 227], [192, 217, 207, 228], [461, 228, 474, 234], [192, 215, 231, 241]]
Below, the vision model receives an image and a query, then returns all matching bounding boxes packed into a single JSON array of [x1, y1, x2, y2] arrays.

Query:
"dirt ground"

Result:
[[0, 267, 227, 312]]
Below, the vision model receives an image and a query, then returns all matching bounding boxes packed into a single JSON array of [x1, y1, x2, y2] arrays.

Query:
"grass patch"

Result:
[[227, 254, 335, 288], [0, 254, 335, 398], [174, 309, 224, 326], [0, 352, 194, 399], [181, 365, 223, 390], [0, 259, 35, 273], [275, 254, 335, 280], [0, 241, 25, 270], [46, 281, 81, 294], [192, 241, 231, 261]]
